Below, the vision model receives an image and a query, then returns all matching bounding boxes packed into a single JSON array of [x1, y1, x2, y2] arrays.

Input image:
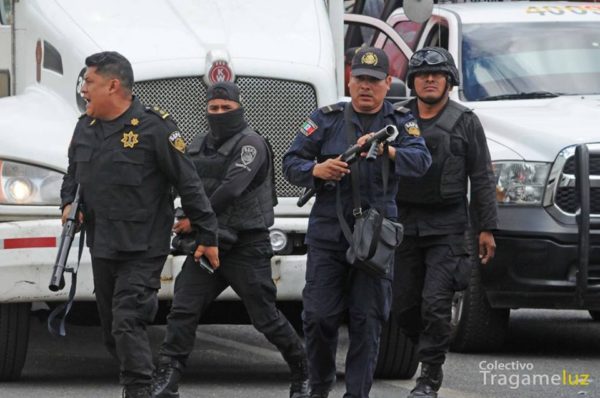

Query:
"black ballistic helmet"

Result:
[[406, 47, 460, 89]]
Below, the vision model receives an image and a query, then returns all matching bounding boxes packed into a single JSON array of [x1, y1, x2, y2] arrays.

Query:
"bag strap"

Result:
[[337, 104, 359, 244], [344, 104, 391, 219], [336, 104, 388, 252], [343, 105, 362, 215]]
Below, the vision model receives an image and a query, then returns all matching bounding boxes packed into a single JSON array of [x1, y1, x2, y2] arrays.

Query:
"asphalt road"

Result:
[[1, 309, 598, 398]]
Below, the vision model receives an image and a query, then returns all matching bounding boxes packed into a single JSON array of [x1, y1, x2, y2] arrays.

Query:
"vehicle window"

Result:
[[384, 20, 423, 79], [423, 23, 448, 50], [0, 0, 12, 25], [462, 22, 600, 101]]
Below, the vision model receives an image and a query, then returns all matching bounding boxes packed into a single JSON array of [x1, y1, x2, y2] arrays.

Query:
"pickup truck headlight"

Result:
[[493, 161, 550, 205], [0, 160, 63, 205]]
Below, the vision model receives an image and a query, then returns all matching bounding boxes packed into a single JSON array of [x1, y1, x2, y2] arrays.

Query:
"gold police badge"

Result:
[[405, 121, 421, 137], [168, 131, 186, 153], [361, 52, 378, 66], [130, 118, 140, 126], [121, 131, 139, 148]]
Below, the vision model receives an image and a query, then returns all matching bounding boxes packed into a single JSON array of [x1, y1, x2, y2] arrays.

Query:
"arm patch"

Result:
[[168, 131, 187, 153]]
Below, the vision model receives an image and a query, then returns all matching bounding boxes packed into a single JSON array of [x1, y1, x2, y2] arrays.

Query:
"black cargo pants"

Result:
[[159, 239, 304, 364], [392, 234, 470, 365], [91, 255, 166, 386]]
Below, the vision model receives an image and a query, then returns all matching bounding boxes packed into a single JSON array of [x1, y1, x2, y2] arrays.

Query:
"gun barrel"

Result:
[[49, 185, 81, 292]]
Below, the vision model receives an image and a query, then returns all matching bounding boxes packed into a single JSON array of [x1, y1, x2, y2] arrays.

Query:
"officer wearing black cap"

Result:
[[283, 47, 431, 398], [393, 47, 498, 398], [60, 51, 218, 398], [153, 81, 310, 398]]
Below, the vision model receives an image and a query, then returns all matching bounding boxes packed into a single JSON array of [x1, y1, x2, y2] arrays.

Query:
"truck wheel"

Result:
[[589, 311, 600, 321], [0, 303, 31, 381], [374, 313, 418, 379], [450, 264, 509, 352]]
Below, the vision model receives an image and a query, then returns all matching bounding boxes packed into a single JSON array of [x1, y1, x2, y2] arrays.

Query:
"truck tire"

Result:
[[0, 303, 31, 381], [374, 313, 418, 379], [449, 264, 509, 352], [589, 311, 600, 321]]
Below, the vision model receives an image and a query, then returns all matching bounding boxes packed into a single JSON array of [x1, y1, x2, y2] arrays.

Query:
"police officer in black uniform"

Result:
[[393, 47, 498, 398], [152, 82, 310, 398], [60, 52, 219, 398], [283, 47, 431, 398]]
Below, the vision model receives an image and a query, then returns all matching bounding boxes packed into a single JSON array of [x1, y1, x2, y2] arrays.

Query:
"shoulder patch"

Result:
[[168, 131, 187, 153], [319, 103, 344, 114], [300, 118, 318, 137], [235, 145, 258, 171], [404, 120, 421, 137], [393, 102, 411, 115], [145, 105, 171, 120]]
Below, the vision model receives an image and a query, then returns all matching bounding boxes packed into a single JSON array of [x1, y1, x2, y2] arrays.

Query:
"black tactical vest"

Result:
[[397, 100, 469, 205], [188, 127, 275, 232]]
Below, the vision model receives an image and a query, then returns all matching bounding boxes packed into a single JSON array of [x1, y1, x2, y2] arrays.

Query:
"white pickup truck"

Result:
[[351, 0, 600, 356]]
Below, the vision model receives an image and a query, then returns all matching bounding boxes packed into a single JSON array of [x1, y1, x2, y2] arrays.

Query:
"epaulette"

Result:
[[145, 105, 171, 120], [392, 99, 412, 115], [319, 103, 344, 114]]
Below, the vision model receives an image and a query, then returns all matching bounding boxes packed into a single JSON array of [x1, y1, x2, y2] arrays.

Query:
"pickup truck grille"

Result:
[[553, 150, 600, 215], [555, 187, 600, 214], [133, 77, 317, 198]]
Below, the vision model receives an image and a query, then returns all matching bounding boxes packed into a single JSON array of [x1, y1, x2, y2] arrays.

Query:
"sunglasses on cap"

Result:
[[409, 50, 447, 67]]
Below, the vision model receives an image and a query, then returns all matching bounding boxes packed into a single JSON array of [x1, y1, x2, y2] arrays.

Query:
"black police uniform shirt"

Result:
[[283, 100, 432, 250], [397, 99, 498, 237], [60, 96, 218, 260]]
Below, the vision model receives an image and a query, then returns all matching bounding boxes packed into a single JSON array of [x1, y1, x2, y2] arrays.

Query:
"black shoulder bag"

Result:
[[336, 106, 404, 277]]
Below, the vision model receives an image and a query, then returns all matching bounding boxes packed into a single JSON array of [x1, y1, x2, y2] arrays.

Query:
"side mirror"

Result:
[[386, 77, 408, 102]]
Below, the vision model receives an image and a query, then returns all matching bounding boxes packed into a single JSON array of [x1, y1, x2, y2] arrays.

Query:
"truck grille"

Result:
[[133, 77, 317, 197], [553, 150, 600, 215]]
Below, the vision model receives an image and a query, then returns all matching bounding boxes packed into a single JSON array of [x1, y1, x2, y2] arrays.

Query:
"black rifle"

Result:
[[49, 185, 82, 292], [296, 124, 398, 207]]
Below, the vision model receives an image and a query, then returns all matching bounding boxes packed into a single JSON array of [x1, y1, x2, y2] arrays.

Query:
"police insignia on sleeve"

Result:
[[168, 131, 186, 153], [235, 145, 257, 171], [405, 121, 421, 137], [121, 131, 139, 148], [300, 119, 318, 136]]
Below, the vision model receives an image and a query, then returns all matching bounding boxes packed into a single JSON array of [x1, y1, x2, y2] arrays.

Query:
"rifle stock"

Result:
[[49, 186, 81, 292], [296, 125, 398, 207]]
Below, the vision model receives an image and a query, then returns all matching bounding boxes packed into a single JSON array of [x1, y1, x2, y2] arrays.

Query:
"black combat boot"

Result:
[[408, 363, 443, 398], [122, 384, 152, 398], [152, 356, 184, 398], [288, 356, 310, 398], [309, 391, 329, 398]]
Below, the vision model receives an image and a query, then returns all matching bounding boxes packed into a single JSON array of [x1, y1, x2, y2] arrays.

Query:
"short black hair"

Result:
[[85, 51, 134, 92]]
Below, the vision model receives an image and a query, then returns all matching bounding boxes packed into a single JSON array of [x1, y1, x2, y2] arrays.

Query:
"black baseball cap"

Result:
[[206, 81, 241, 103], [351, 47, 389, 80]]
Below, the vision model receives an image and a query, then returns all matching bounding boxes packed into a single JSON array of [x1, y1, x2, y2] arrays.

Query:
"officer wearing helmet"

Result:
[[393, 47, 498, 398]]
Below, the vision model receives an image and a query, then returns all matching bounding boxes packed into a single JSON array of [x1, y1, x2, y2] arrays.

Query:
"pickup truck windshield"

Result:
[[461, 22, 600, 101]]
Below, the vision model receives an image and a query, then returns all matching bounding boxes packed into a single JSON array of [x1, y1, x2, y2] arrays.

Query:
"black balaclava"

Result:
[[207, 107, 247, 145], [206, 81, 248, 146]]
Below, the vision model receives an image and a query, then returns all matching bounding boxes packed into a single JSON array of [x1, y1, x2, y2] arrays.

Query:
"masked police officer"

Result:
[[60, 51, 219, 398], [283, 47, 431, 398], [152, 82, 309, 398], [393, 47, 498, 398]]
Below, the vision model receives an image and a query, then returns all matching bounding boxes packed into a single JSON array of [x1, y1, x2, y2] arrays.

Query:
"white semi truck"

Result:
[[0, 0, 420, 381]]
